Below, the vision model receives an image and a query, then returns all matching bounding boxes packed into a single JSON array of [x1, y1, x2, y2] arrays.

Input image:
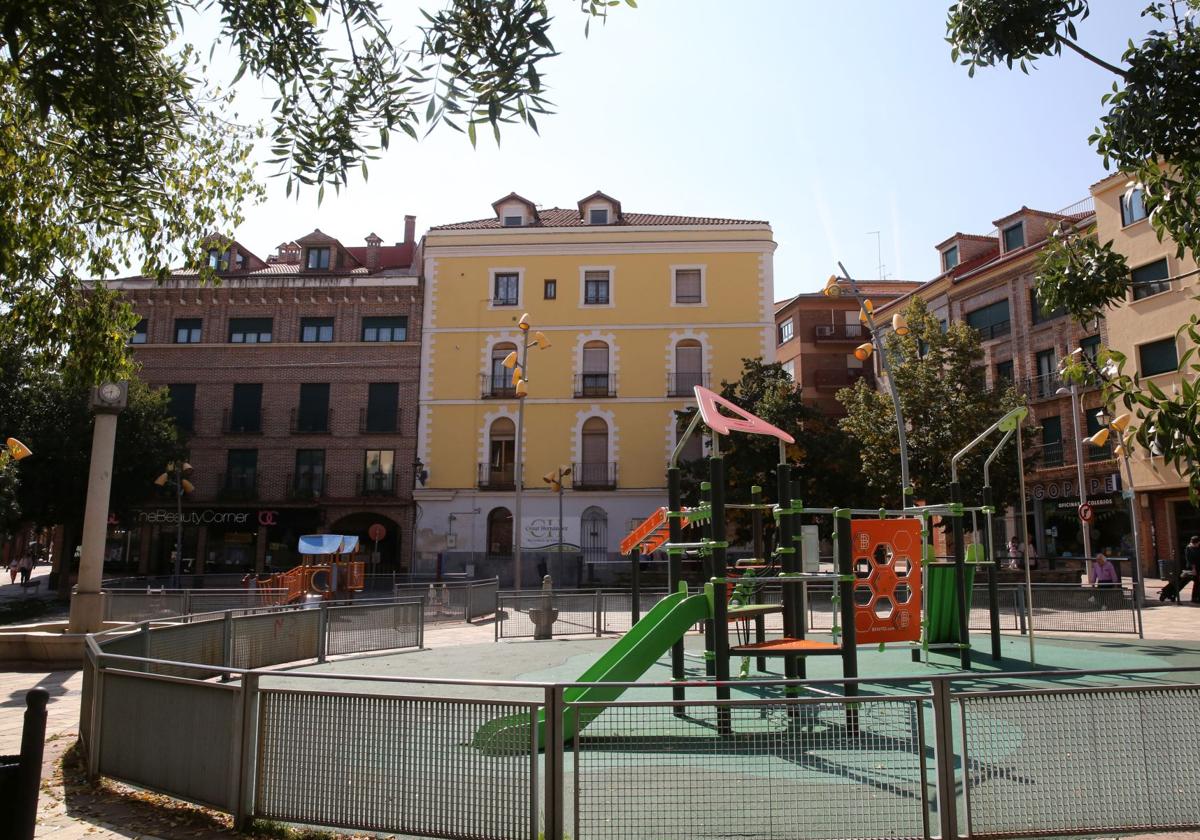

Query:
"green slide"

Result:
[[926, 544, 982, 644], [474, 589, 712, 753]]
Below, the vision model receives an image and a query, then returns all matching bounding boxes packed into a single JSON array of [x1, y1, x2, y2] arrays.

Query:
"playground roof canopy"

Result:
[[298, 534, 359, 555]]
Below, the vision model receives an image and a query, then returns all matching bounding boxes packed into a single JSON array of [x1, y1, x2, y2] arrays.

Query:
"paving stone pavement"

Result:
[[5, 585, 1200, 839]]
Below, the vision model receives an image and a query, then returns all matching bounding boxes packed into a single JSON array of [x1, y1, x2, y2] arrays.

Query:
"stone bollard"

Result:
[[529, 575, 558, 640]]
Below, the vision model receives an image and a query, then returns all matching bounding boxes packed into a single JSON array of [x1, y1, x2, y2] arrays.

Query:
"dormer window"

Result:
[[589, 208, 609, 225], [942, 245, 959, 272], [503, 215, 524, 227], [207, 248, 229, 271], [306, 247, 331, 269], [1002, 222, 1025, 252]]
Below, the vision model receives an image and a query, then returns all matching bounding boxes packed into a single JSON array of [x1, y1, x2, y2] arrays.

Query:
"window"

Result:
[[994, 360, 1014, 387], [1003, 222, 1025, 251], [167, 384, 196, 432], [1030, 289, 1066, 325], [782, 359, 795, 380], [1035, 348, 1057, 396], [1121, 188, 1148, 226], [493, 273, 519, 306], [1131, 258, 1170, 300], [207, 248, 229, 271], [296, 383, 330, 433], [673, 340, 704, 395], [1139, 337, 1178, 376], [1080, 334, 1101, 362], [583, 270, 610, 305], [230, 384, 262, 432], [130, 318, 148, 344], [544, 279, 557, 300], [361, 316, 407, 342], [489, 343, 517, 396], [942, 245, 959, 271], [580, 340, 611, 396], [174, 318, 201, 344], [293, 449, 325, 496], [235, 252, 246, 270], [225, 449, 258, 491], [363, 449, 395, 493], [578, 418, 611, 487], [483, 418, 516, 488], [365, 383, 399, 432], [778, 318, 794, 344], [589, 208, 609, 225], [300, 317, 334, 343], [1041, 416, 1063, 466], [305, 247, 331, 269], [229, 318, 273, 343], [674, 269, 703, 304], [964, 300, 1010, 340], [503, 215, 523, 227]]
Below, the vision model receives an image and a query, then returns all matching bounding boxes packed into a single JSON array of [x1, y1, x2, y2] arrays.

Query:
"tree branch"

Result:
[[1059, 36, 1128, 78]]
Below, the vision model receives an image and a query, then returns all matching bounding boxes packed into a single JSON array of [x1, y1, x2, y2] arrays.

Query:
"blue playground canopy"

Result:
[[298, 534, 360, 555]]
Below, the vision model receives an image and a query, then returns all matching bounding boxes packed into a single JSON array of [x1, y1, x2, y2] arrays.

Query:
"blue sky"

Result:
[[225, 2, 1150, 299]]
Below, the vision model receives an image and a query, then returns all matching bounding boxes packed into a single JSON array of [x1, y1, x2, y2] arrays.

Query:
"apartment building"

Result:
[[874, 200, 1138, 565], [1092, 174, 1200, 570], [414, 191, 776, 585], [774, 280, 921, 416], [109, 221, 422, 574]]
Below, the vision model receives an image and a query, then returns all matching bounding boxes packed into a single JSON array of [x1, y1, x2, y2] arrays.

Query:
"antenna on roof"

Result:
[[867, 231, 889, 280]]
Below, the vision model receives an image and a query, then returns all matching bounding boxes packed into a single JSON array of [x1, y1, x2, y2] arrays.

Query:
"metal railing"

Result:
[[82, 622, 1200, 840], [285, 471, 328, 500], [478, 462, 516, 490], [480, 372, 517, 399], [358, 406, 399, 433], [221, 408, 262, 434], [289, 407, 333, 433], [216, 472, 258, 501], [496, 589, 671, 638], [1021, 371, 1062, 400], [356, 470, 401, 496], [971, 319, 1011, 341], [666, 371, 709, 397], [394, 578, 499, 622], [813, 322, 866, 341], [573, 373, 616, 398], [571, 461, 616, 490]]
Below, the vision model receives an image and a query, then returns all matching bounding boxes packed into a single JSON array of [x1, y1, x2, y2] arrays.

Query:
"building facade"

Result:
[[414, 192, 776, 585], [1092, 174, 1200, 572], [774, 280, 920, 416], [110, 222, 422, 575]]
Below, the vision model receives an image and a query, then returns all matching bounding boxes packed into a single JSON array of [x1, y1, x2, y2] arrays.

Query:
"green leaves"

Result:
[[1034, 224, 1131, 323], [946, 0, 1091, 73]]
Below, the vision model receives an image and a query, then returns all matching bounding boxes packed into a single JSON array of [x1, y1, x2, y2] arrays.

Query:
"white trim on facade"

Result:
[[424, 241, 777, 258], [574, 330, 620, 392], [664, 330, 711, 395], [425, 321, 770, 335], [572, 405, 618, 468], [758, 251, 775, 360], [416, 256, 439, 469], [478, 406, 522, 472]]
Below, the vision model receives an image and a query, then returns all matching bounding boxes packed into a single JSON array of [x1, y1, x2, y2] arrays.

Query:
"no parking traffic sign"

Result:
[[1078, 503, 1094, 523]]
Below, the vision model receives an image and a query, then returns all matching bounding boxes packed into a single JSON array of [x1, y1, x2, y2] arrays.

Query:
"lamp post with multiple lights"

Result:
[[1056, 381, 1093, 580], [154, 461, 194, 586]]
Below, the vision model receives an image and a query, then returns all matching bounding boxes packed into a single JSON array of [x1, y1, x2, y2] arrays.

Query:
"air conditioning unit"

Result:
[[815, 325, 835, 337]]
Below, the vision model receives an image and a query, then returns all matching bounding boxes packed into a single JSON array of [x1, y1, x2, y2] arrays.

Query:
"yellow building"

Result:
[[1092, 174, 1200, 571], [414, 191, 776, 585]]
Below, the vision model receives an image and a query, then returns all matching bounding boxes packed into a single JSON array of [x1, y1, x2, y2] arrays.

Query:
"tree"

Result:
[[679, 358, 874, 545], [837, 298, 1032, 512], [1, 1, 629, 384]]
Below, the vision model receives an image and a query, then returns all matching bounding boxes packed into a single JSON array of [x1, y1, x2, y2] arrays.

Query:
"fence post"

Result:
[[87, 654, 105, 782], [8, 688, 49, 840], [542, 685, 565, 840], [183, 589, 191, 617], [138, 621, 151, 671], [1015, 587, 1028, 635], [221, 611, 234, 678], [317, 603, 329, 663], [234, 672, 260, 830], [594, 590, 602, 637], [931, 678, 959, 840], [416, 599, 425, 649]]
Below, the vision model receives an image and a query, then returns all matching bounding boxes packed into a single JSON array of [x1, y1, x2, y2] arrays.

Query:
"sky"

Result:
[[218, 1, 1151, 299]]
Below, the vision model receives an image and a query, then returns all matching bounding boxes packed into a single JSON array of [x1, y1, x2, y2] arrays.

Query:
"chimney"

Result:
[[404, 215, 416, 246], [365, 232, 383, 271]]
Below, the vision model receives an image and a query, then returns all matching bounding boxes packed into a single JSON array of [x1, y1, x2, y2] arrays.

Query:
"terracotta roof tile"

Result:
[[430, 207, 768, 230]]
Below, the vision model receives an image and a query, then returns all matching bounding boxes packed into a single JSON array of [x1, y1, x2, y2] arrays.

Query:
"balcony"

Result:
[[217, 472, 259, 501], [359, 407, 398, 434], [666, 371, 709, 397], [357, 470, 401, 497], [222, 409, 262, 434], [1038, 441, 1066, 469], [574, 373, 616, 399], [287, 471, 328, 501], [480, 373, 516, 399], [972, 320, 1011, 342], [1021, 373, 1062, 401], [290, 407, 332, 434], [813, 323, 866, 342], [573, 461, 616, 490], [478, 463, 515, 491], [813, 368, 870, 390]]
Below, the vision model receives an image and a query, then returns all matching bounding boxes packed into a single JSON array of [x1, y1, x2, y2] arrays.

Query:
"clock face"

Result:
[[99, 383, 121, 402]]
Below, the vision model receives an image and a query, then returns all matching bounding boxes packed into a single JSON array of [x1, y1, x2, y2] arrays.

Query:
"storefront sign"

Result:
[[136, 508, 278, 526], [521, 517, 581, 550], [1028, 473, 1119, 501]]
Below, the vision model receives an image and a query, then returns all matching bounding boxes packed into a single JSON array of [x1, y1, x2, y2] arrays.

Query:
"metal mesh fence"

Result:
[[498, 592, 602, 638], [186, 590, 283, 614], [104, 591, 187, 621], [571, 697, 929, 840], [256, 689, 538, 839], [147, 619, 226, 679], [961, 685, 1200, 837], [598, 590, 671, 633], [1019, 584, 1139, 634], [325, 600, 423, 656], [393, 580, 501, 623], [230, 610, 320, 669]]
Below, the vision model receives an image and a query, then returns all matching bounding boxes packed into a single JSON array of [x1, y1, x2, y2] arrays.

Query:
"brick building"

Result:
[[107, 219, 422, 574], [774, 280, 920, 416]]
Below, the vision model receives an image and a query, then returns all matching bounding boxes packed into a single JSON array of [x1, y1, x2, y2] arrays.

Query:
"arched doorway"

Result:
[[486, 507, 513, 556], [328, 512, 402, 572]]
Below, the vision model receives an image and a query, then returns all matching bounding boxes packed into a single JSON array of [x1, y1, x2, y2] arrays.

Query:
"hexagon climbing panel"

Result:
[[850, 518, 922, 644]]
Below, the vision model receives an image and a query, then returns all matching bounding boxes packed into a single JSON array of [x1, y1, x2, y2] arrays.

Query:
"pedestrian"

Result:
[[1187, 536, 1200, 604], [17, 551, 33, 585], [1026, 537, 1039, 570], [1089, 552, 1119, 589], [7, 555, 17, 585], [1006, 537, 1021, 570]]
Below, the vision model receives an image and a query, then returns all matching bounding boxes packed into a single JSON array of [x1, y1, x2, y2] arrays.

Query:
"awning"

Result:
[[298, 534, 359, 555]]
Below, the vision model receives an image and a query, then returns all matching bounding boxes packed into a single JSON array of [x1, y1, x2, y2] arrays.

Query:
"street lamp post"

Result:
[[1089, 408, 1146, 615], [154, 462, 193, 587], [503, 315, 551, 590], [1057, 382, 1093, 580]]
